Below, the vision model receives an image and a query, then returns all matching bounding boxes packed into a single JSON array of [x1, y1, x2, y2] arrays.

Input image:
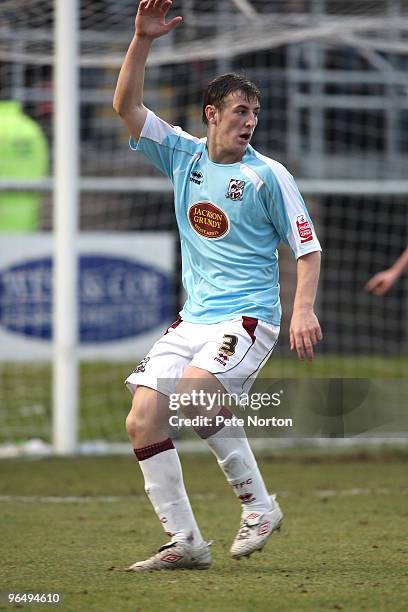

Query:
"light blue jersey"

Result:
[[130, 110, 321, 325]]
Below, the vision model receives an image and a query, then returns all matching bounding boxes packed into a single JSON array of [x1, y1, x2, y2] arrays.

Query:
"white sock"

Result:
[[134, 439, 204, 546], [197, 409, 273, 512]]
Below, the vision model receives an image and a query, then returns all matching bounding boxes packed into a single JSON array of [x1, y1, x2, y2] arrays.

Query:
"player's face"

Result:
[[207, 91, 260, 163]]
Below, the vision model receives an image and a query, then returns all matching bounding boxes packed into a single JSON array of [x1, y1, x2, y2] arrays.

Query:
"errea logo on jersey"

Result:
[[188, 202, 230, 240], [190, 170, 203, 185]]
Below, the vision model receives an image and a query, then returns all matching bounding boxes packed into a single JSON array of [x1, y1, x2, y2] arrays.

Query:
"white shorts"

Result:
[[125, 315, 280, 398]]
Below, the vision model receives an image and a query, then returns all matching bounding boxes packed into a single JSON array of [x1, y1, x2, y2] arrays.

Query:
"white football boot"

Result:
[[126, 540, 212, 572], [230, 495, 283, 559]]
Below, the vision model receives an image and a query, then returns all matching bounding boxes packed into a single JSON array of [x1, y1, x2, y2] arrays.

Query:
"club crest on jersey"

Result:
[[190, 170, 203, 185], [226, 179, 245, 201], [296, 214, 313, 243]]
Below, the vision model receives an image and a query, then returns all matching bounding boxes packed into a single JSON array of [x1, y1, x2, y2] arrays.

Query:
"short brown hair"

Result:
[[202, 73, 261, 125]]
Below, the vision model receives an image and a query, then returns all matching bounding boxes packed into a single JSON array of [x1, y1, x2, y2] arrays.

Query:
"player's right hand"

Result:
[[135, 0, 182, 40], [364, 268, 398, 295]]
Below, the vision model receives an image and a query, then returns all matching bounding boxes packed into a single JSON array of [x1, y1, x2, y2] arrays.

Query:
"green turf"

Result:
[[1, 356, 407, 444], [1, 449, 408, 611]]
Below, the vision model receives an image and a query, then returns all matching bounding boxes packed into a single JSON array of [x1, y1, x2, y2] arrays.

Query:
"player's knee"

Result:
[[125, 387, 167, 445], [125, 409, 138, 439], [125, 394, 149, 439], [125, 407, 155, 445]]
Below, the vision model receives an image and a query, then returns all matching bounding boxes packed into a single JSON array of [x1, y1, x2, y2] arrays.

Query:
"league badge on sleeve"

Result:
[[296, 214, 313, 243], [226, 179, 245, 201]]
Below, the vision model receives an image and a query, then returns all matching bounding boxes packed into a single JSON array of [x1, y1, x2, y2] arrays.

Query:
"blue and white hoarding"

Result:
[[0, 233, 174, 360]]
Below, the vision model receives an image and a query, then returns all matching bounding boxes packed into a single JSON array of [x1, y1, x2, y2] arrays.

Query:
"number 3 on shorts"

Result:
[[219, 334, 238, 356]]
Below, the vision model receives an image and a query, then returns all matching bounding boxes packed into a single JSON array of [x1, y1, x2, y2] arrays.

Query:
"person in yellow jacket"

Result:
[[0, 101, 48, 231]]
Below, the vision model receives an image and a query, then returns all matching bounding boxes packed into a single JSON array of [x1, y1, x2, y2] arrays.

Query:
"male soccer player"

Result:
[[365, 246, 408, 295], [114, 0, 322, 571]]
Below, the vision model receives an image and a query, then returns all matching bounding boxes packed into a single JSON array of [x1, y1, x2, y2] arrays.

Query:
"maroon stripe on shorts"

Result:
[[242, 316, 258, 344], [195, 407, 233, 440], [134, 438, 174, 461], [164, 314, 182, 335]]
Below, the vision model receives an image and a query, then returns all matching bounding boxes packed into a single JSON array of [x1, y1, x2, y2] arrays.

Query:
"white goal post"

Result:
[[53, 0, 79, 454]]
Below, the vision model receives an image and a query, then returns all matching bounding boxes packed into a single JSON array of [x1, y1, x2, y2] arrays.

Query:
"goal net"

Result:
[[0, 0, 407, 454]]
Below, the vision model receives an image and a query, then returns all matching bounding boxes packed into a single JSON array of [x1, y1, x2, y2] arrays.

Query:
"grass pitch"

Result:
[[1, 448, 407, 612]]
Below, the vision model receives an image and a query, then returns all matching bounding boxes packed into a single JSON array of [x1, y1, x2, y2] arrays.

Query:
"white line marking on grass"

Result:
[[279, 487, 408, 498], [314, 487, 408, 498], [0, 489, 407, 504], [0, 495, 143, 504]]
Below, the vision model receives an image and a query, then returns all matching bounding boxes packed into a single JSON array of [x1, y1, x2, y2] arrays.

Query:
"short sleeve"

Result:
[[129, 109, 202, 179], [262, 163, 321, 259]]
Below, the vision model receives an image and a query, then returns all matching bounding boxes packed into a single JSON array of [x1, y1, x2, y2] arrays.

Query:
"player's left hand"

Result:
[[290, 309, 322, 361]]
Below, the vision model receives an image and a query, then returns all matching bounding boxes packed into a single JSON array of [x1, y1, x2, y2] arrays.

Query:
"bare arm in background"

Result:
[[365, 246, 408, 295]]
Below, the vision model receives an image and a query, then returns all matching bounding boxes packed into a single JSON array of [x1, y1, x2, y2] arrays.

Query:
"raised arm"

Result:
[[365, 246, 408, 295], [113, 0, 182, 141], [290, 251, 323, 361]]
